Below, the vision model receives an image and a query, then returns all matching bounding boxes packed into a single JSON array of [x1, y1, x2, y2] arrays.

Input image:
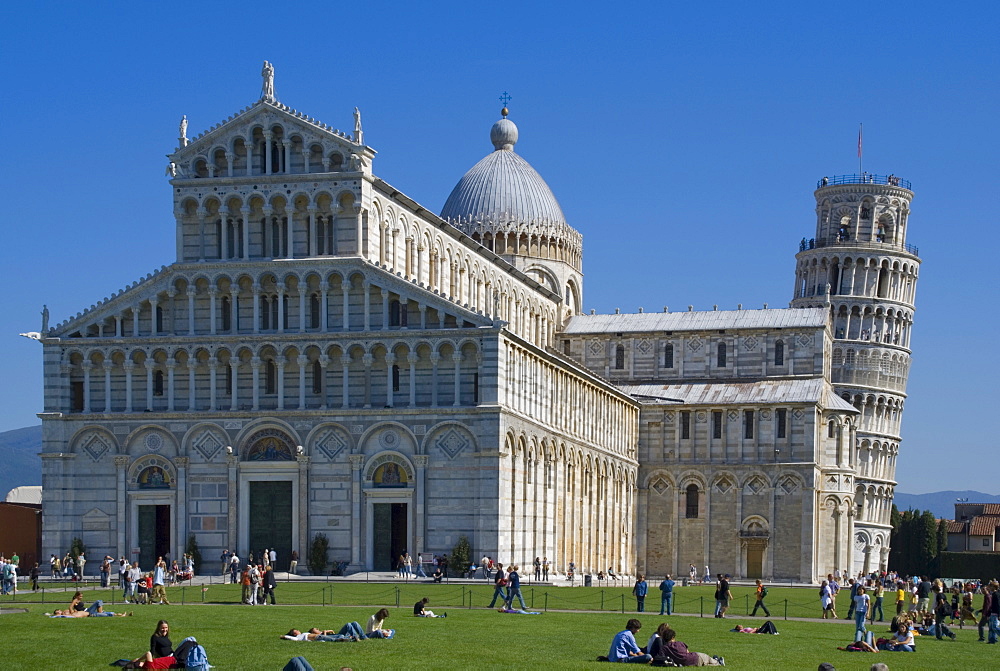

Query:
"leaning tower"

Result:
[[791, 174, 921, 575]]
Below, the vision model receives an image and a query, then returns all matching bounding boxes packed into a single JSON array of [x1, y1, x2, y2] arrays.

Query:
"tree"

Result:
[[70, 537, 86, 563], [308, 533, 329, 576], [451, 535, 472, 577], [186, 535, 203, 574], [917, 510, 937, 574]]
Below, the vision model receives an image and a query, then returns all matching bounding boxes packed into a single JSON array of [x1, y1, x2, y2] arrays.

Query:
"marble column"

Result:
[[385, 353, 396, 407], [414, 455, 427, 555], [227, 454, 238, 554], [175, 457, 189, 560], [115, 455, 130, 556], [297, 355, 307, 409], [102, 362, 113, 413], [187, 288, 197, 334], [251, 357, 261, 411], [123, 361, 135, 413], [166, 361, 176, 412], [349, 455, 365, 568], [341, 355, 351, 409], [452, 353, 462, 406], [297, 455, 310, 564]]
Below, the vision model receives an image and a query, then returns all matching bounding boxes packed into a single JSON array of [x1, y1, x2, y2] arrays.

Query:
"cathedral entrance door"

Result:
[[746, 545, 764, 579], [372, 503, 408, 571], [248, 481, 293, 568], [138, 505, 170, 570]]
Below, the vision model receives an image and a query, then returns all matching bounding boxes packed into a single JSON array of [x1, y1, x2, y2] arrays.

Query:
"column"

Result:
[[385, 353, 396, 407], [381, 289, 389, 330], [123, 361, 135, 412], [227, 454, 238, 553], [208, 289, 218, 334], [197, 209, 207, 261], [283, 141, 292, 174], [144, 361, 154, 411], [240, 209, 250, 260], [187, 289, 196, 334], [114, 314, 122, 338], [276, 360, 286, 410], [229, 360, 239, 411], [408, 353, 418, 407], [115, 456, 129, 556], [166, 361, 176, 412], [298, 288, 307, 332], [363, 282, 371, 330], [341, 281, 351, 331], [263, 131, 273, 175], [308, 208, 317, 256], [208, 359, 218, 411], [297, 455, 309, 562], [229, 289, 239, 332], [362, 354, 373, 408], [132, 306, 140, 337], [429, 353, 440, 406], [414, 455, 428, 555], [102, 362, 112, 413], [250, 357, 261, 411], [150, 299, 159, 336], [221, 218, 229, 260], [349, 455, 365, 567], [419, 304, 427, 329], [252, 285, 261, 334], [277, 285, 286, 333], [302, 147, 310, 174], [452, 352, 462, 406], [341, 355, 351, 409], [225, 151, 234, 178], [175, 458, 189, 560], [286, 212, 294, 259], [297, 355, 307, 409], [320, 288, 328, 331], [318, 356, 329, 409], [187, 361, 196, 411]]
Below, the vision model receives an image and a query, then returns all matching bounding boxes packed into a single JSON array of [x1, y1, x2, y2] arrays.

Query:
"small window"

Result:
[[312, 360, 323, 394], [712, 411, 722, 439], [664, 343, 674, 368], [389, 300, 401, 327], [615, 344, 625, 370], [680, 411, 691, 439], [153, 370, 164, 396], [717, 342, 727, 367], [261, 296, 271, 330], [563, 340, 571, 356], [775, 340, 785, 366], [828, 420, 836, 438], [155, 306, 164, 333], [685, 484, 699, 518], [985, 538, 991, 547], [744, 410, 754, 439], [221, 296, 232, 332], [265, 360, 276, 394], [71, 380, 84, 412], [776, 408, 787, 439], [310, 294, 321, 329], [392, 364, 400, 392], [473, 372, 479, 404]]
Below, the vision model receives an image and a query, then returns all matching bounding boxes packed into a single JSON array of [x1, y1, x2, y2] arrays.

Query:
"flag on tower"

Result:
[[857, 123, 863, 158]]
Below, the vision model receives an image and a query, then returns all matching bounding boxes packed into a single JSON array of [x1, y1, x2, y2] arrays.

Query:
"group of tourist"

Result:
[[602, 619, 726, 666]]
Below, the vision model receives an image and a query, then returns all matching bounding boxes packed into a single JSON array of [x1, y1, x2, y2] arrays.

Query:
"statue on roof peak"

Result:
[[261, 60, 275, 101], [179, 115, 188, 146], [354, 107, 363, 144]]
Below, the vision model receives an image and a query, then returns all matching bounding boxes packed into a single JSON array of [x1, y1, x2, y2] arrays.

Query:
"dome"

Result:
[[441, 115, 566, 228]]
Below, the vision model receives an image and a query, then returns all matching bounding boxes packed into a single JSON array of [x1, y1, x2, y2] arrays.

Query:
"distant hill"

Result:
[[894, 490, 1000, 520], [0, 425, 42, 498]]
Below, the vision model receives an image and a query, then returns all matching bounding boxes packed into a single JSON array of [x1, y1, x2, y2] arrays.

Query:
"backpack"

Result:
[[760, 587, 768, 598], [182, 638, 210, 671]]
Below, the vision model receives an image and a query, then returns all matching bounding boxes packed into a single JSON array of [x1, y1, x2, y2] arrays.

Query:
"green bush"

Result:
[[186, 534, 203, 574], [451, 535, 472, 576], [308, 533, 329, 576]]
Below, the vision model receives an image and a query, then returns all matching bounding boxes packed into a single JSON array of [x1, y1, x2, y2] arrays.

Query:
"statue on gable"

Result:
[[165, 162, 179, 178], [354, 107, 363, 144], [41, 305, 49, 333], [348, 153, 362, 171], [261, 60, 275, 101]]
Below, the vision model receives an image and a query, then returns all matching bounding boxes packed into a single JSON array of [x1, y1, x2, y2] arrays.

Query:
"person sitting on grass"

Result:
[[48, 607, 132, 617], [124, 620, 177, 669], [280, 627, 362, 642], [365, 608, 394, 638], [414, 597, 446, 617], [650, 624, 725, 666], [601, 618, 653, 663], [877, 621, 915, 651]]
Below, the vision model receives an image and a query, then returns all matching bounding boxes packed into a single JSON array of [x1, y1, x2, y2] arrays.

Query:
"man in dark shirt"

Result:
[[988, 582, 1000, 644], [977, 585, 992, 641], [846, 579, 859, 619], [715, 574, 733, 618], [263, 564, 277, 605]]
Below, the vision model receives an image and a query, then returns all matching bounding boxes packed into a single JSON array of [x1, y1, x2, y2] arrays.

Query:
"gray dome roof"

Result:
[[440, 117, 566, 227]]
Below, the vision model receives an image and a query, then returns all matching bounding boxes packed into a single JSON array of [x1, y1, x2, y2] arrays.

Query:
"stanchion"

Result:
[[621, 594, 624, 613], [745, 594, 749, 614], [700, 596, 704, 617], [544, 592, 548, 612], [601, 590, 605, 610], [395, 587, 400, 607], [784, 599, 787, 620], [468, 591, 472, 609], [530, 588, 534, 608]]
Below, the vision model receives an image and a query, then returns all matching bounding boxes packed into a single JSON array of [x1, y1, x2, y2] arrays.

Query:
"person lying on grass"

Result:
[[497, 607, 541, 614], [281, 627, 362, 642], [649, 624, 725, 666], [48, 607, 132, 617]]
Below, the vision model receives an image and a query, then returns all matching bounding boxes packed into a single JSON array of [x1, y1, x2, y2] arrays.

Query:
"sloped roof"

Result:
[[614, 378, 857, 412], [945, 520, 967, 534], [981, 504, 1000, 515], [969, 517, 1000, 536], [563, 307, 828, 335]]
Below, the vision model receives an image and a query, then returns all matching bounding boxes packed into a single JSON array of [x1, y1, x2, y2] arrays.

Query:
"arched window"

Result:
[[392, 364, 400, 392], [664, 343, 674, 368], [774, 340, 785, 366], [311, 360, 323, 395], [265, 360, 277, 394], [615, 344, 625, 370], [389, 300, 401, 327], [261, 296, 271, 330], [153, 370, 164, 396], [221, 296, 231, 332], [744, 410, 754, 439], [685, 484, 699, 518], [310, 293, 321, 329], [155, 306, 164, 333], [828, 420, 836, 438], [717, 342, 727, 367]]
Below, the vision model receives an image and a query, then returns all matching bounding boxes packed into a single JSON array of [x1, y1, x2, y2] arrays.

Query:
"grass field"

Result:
[[3, 582, 995, 670]]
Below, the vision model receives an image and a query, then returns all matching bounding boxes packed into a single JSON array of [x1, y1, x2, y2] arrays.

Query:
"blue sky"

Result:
[[2, 2, 997, 494]]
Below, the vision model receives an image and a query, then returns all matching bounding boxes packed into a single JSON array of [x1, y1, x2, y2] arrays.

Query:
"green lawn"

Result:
[[3, 583, 994, 669]]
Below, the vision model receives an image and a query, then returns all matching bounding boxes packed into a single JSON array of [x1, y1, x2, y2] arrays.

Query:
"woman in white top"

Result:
[[819, 580, 834, 619], [879, 621, 915, 651], [365, 608, 394, 638], [853, 586, 870, 636]]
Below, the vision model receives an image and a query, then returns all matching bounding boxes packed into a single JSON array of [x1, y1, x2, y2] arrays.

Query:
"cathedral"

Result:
[[35, 66, 920, 581]]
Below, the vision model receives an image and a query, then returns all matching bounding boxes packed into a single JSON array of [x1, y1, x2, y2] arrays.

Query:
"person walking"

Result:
[[289, 550, 298, 575], [505, 565, 527, 610], [152, 557, 171, 605], [542, 556, 549, 580], [533, 556, 541, 581], [632, 574, 648, 613], [658, 574, 675, 615], [870, 582, 885, 622], [487, 563, 508, 608], [853, 585, 870, 640], [29, 563, 40, 591], [263, 564, 277, 605], [750, 579, 771, 617]]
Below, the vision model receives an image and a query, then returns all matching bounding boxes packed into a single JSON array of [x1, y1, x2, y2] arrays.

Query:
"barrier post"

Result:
[[544, 592, 548, 612], [181, 586, 186, 605], [700, 596, 704, 617], [601, 590, 605, 610], [745, 594, 749, 615], [531, 588, 535, 608], [784, 599, 788, 620], [395, 586, 400, 607], [621, 594, 625, 613]]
